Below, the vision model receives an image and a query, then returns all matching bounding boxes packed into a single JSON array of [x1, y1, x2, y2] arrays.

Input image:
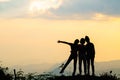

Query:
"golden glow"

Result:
[[0, 17, 120, 66]]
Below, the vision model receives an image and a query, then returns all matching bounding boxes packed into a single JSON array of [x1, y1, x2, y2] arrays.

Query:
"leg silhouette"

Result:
[[87, 59, 90, 75], [91, 58, 95, 75], [60, 55, 73, 73], [72, 57, 77, 76], [79, 59, 82, 75], [83, 59, 86, 75]]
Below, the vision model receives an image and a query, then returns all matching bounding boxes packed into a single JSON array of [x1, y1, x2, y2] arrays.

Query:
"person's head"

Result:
[[80, 38, 85, 44], [74, 39, 79, 44], [85, 36, 90, 43]]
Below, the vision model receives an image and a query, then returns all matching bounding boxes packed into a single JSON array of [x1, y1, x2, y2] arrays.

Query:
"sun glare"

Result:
[[29, 0, 62, 14]]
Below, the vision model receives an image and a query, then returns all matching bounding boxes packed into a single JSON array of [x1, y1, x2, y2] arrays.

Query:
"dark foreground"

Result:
[[48, 75, 120, 80]]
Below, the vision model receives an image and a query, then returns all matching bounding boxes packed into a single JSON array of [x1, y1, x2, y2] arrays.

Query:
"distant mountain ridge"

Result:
[[49, 60, 120, 76], [12, 60, 120, 76]]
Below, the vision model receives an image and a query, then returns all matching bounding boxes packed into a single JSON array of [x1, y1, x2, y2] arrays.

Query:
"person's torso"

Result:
[[71, 44, 78, 52], [78, 44, 86, 58], [86, 43, 95, 57]]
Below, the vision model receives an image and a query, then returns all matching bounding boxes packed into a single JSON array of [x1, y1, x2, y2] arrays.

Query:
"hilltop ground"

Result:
[[47, 75, 120, 80]]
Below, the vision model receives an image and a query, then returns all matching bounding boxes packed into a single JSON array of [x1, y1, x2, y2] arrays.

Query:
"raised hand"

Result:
[[58, 40, 61, 43]]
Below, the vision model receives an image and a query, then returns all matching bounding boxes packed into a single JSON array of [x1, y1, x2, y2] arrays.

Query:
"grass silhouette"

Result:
[[0, 65, 120, 80], [47, 75, 119, 80], [46, 71, 120, 80]]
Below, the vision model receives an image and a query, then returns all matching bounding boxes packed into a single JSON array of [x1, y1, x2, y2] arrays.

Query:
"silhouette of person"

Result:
[[85, 36, 95, 76], [58, 39, 79, 76], [78, 38, 86, 75]]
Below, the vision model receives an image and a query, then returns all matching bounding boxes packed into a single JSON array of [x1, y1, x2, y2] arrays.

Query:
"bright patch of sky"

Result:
[[0, 0, 10, 2], [0, 0, 120, 19]]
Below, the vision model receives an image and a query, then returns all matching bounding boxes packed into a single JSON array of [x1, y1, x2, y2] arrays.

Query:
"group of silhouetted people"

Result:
[[58, 36, 95, 76]]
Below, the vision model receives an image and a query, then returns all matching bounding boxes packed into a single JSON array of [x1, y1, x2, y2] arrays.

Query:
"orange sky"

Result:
[[0, 17, 120, 66]]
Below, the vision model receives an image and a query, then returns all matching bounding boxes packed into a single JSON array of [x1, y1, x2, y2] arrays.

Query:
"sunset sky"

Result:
[[0, 0, 120, 67]]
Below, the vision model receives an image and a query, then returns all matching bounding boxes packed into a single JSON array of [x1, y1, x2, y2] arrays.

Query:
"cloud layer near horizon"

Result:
[[0, 0, 120, 19]]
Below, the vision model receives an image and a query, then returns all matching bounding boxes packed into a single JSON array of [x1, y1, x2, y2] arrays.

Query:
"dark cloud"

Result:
[[52, 0, 120, 19]]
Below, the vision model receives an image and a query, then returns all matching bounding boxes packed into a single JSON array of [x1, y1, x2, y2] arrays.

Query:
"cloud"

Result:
[[0, 0, 29, 18], [0, 0, 120, 20], [28, 0, 120, 20], [51, 0, 120, 19], [28, 0, 63, 16], [0, 0, 64, 18]]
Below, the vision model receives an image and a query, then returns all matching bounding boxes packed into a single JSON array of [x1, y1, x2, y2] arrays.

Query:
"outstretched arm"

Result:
[[58, 40, 71, 45]]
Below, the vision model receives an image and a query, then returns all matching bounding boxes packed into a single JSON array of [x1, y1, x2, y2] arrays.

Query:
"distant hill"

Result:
[[95, 60, 120, 76], [12, 60, 120, 77], [12, 63, 53, 74], [48, 60, 120, 76]]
